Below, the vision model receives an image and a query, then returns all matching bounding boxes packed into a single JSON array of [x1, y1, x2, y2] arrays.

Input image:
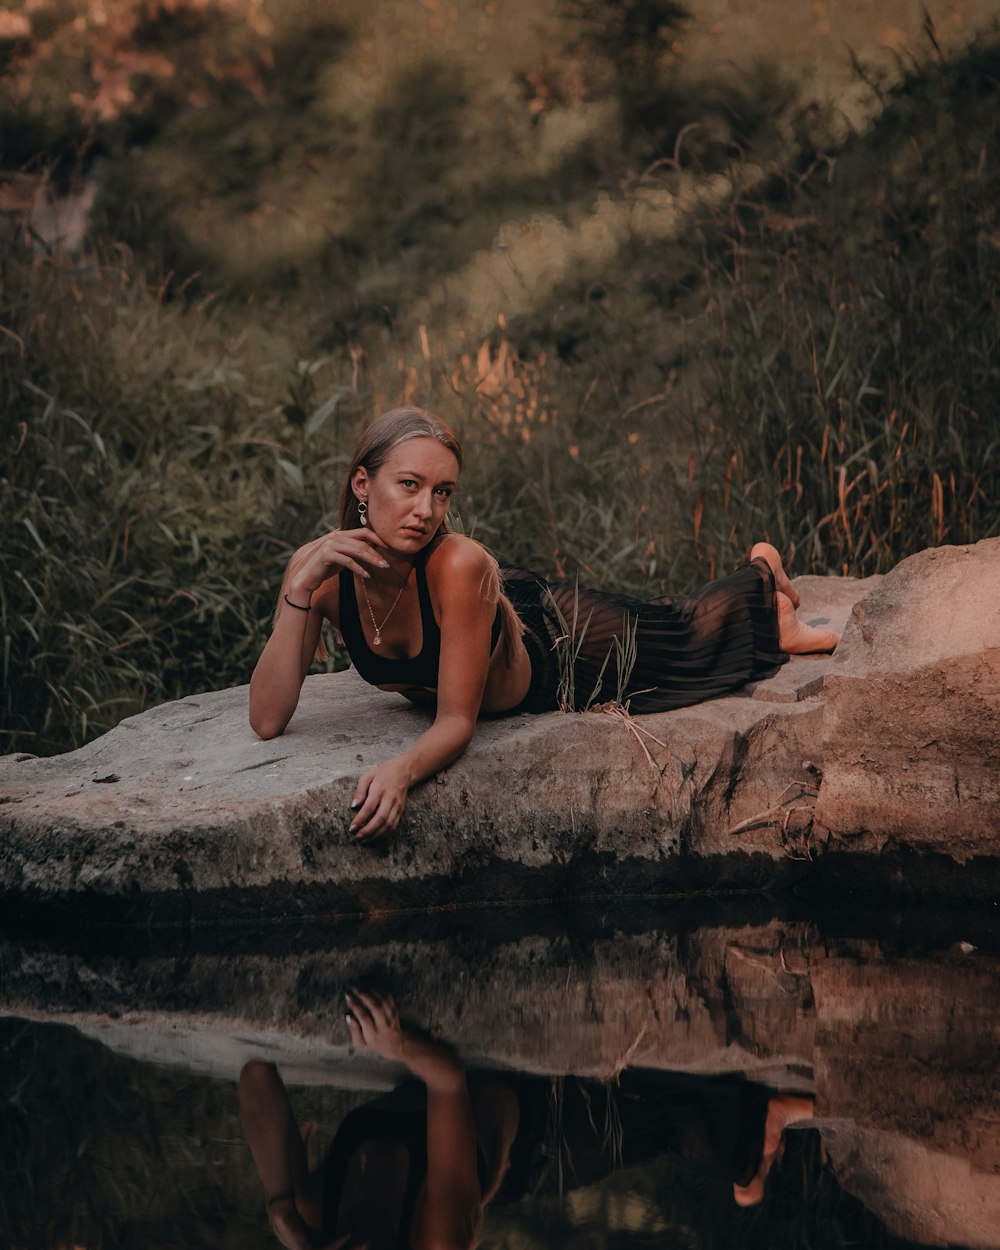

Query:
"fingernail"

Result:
[[350, 800, 360, 810], [348, 824, 356, 833], [379, 559, 390, 568]]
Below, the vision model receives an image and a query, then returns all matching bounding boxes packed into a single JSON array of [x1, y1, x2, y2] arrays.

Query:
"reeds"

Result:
[[0, 245, 357, 756], [3, 23, 998, 756]]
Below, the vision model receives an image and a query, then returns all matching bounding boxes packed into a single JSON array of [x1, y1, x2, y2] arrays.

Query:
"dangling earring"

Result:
[[357, 500, 368, 526]]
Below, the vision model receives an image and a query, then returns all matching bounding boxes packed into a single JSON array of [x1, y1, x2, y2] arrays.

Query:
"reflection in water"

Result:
[[239, 988, 815, 1249], [0, 1013, 947, 1250], [2, 907, 998, 1249]]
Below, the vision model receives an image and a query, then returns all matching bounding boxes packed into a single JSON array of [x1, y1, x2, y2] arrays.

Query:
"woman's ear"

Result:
[[351, 466, 370, 500]]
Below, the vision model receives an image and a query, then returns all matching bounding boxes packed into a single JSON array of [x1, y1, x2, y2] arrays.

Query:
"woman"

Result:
[[249, 407, 837, 840], [239, 989, 815, 1250]]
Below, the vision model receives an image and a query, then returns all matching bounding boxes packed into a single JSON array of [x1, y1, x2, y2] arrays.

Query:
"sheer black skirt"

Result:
[[502, 558, 786, 714]]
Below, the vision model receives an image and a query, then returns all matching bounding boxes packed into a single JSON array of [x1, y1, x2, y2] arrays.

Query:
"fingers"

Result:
[[322, 526, 390, 557], [350, 791, 404, 840], [345, 1011, 364, 1048], [345, 988, 400, 1049], [322, 532, 390, 574], [348, 987, 396, 1024], [349, 776, 404, 840], [337, 555, 379, 580], [351, 768, 373, 809], [296, 529, 391, 586]]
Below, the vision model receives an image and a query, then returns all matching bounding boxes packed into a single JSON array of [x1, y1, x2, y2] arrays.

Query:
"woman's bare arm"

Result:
[[238, 1061, 327, 1250], [346, 990, 482, 1250], [349, 538, 498, 839], [249, 529, 390, 738]]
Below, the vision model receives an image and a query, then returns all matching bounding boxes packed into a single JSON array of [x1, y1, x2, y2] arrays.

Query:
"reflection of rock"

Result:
[[1, 541, 998, 919], [0, 925, 795, 1087], [2, 917, 998, 1247], [810, 942, 1000, 1169], [818, 1123, 1000, 1250]]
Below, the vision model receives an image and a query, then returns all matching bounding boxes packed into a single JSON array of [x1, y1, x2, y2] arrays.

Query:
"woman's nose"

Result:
[[413, 491, 433, 517]]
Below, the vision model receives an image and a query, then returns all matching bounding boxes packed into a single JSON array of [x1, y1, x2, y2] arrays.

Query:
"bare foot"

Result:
[[733, 1094, 815, 1207], [751, 541, 800, 608], [777, 592, 840, 654]]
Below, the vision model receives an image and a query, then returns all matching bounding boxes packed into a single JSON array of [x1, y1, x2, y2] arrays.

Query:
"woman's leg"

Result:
[[750, 541, 799, 607], [751, 541, 840, 654], [732, 1093, 815, 1207], [776, 592, 840, 654]]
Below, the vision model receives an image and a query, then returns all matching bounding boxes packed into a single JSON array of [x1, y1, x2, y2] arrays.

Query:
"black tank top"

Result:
[[338, 548, 502, 688], [321, 1084, 491, 1245]]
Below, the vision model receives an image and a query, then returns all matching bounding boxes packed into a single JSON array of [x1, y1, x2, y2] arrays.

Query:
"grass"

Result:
[[0, 248, 363, 754], [2, 9, 999, 755]]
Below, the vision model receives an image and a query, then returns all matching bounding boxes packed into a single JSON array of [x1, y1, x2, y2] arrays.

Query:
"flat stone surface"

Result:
[[1, 542, 997, 917]]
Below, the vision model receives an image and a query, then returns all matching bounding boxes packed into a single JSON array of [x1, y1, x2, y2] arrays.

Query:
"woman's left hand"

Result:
[[349, 755, 412, 840]]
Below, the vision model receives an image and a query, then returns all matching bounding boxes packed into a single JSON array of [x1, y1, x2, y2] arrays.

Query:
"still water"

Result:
[[1, 899, 998, 1249]]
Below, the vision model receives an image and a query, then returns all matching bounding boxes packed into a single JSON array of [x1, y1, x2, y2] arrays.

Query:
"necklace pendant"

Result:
[[373, 631, 382, 646]]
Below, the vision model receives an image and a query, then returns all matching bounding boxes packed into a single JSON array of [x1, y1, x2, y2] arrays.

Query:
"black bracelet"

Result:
[[283, 594, 311, 612]]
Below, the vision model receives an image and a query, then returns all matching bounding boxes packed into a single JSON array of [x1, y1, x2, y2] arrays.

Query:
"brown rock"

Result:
[[815, 539, 1000, 854], [0, 541, 997, 916]]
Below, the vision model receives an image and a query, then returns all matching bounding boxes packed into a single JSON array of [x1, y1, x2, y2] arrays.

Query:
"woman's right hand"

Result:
[[286, 527, 391, 599]]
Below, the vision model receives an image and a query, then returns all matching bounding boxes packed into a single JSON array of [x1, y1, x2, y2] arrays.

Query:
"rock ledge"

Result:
[[1, 540, 997, 918]]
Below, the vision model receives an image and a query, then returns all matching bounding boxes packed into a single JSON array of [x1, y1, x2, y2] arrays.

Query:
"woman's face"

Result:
[[354, 437, 459, 554]]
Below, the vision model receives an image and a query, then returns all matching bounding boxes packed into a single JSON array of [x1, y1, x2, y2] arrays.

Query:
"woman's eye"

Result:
[[434, 487, 452, 498]]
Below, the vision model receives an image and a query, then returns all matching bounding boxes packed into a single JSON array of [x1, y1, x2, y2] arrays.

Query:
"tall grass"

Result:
[[0, 1017, 373, 1250], [686, 47, 1000, 576], [1, 246, 360, 755], [3, 29, 999, 756]]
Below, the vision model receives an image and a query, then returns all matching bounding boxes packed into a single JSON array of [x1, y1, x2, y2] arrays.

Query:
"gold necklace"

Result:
[[360, 570, 409, 646]]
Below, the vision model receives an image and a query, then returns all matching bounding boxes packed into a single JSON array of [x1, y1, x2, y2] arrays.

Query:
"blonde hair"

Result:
[[279, 406, 522, 665], [338, 406, 463, 530]]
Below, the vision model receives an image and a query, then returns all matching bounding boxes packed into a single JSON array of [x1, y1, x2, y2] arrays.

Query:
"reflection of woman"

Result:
[[249, 407, 838, 840], [240, 989, 519, 1250], [239, 991, 813, 1250]]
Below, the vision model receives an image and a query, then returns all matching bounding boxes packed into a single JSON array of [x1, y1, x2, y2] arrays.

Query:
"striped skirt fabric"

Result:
[[502, 557, 787, 714]]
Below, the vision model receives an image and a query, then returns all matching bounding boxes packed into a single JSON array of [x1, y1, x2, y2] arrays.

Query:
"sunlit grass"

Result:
[[2, 16, 998, 756]]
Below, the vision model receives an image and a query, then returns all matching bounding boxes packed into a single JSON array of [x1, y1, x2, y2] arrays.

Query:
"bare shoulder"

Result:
[[425, 533, 494, 582]]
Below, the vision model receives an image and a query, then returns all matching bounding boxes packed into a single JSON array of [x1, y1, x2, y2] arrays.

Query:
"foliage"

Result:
[[0, 245, 358, 755], [1, 7, 999, 755], [0, 1017, 253, 1249], [683, 40, 1000, 575]]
